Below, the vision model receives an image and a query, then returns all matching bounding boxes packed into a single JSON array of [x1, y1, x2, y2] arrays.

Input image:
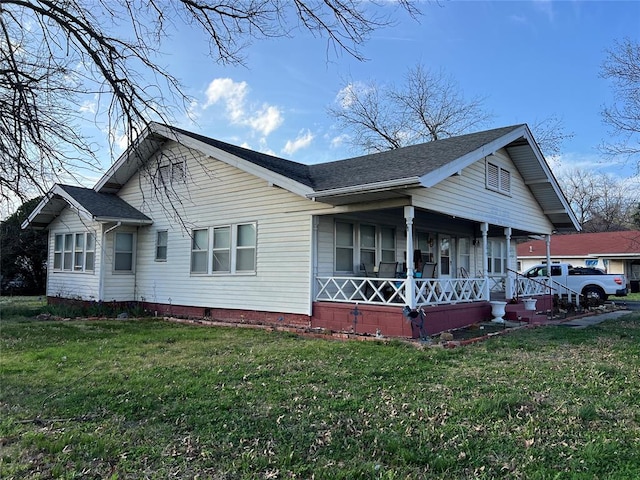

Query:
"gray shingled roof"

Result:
[[175, 124, 523, 192], [307, 125, 523, 191], [59, 185, 151, 222], [172, 126, 315, 187]]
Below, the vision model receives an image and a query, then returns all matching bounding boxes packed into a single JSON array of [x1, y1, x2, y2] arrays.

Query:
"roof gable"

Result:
[[22, 184, 152, 230]]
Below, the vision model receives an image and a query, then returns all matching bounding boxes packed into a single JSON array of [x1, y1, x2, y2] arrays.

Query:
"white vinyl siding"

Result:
[[116, 141, 329, 314], [411, 149, 554, 233]]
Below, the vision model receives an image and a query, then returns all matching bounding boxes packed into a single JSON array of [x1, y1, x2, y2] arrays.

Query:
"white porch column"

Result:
[[545, 234, 552, 282], [404, 206, 416, 309], [504, 227, 513, 300], [481, 222, 490, 300]]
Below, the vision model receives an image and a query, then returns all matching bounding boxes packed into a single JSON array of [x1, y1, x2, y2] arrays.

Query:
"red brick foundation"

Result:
[[46, 296, 495, 338], [141, 301, 312, 329], [311, 301, 493, 338]]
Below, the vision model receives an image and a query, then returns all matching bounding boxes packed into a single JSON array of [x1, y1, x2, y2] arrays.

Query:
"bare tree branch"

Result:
[[0, 0, 420, 212], [600, 37, 640, 172], [328, 64, 492, 153], [558, 168, 639, 232]]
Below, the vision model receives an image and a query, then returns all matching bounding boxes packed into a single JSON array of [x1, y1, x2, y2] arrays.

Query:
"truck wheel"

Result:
[[582, 286, 607, 303]]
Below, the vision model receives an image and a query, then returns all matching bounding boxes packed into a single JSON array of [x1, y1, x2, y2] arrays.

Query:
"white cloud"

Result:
[[202, 78, 283, 137], [283, 130, 314, 155], [330, 133, 350, 149], [248, 104, 283, 136], [204, 78, 248, 122]]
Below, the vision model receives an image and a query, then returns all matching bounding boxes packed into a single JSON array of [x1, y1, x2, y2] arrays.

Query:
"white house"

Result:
[[23, 123, 579, 336]]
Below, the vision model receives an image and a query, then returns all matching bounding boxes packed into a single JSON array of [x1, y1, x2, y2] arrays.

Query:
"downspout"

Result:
[[481, 223, 490, 300], [99, 222, 121, 302], [309, 216, 319, 317], [404, 206, 416, 309]]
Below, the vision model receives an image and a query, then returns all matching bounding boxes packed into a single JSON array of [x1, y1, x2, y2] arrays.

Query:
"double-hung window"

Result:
[[191, 223, 257, 274], [487, 239, 506, 274], [335, 222, 354, 272], [155, 231, 168, 261], [53, 232, 95, 272], [335, 221, 396, 273], [191, 229, 209, 273], [114, 232, 134, 272], [359, 225, 376, 270]]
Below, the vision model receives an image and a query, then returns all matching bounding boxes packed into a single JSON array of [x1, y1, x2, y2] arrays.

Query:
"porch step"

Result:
[[504, 302, 550, 324]]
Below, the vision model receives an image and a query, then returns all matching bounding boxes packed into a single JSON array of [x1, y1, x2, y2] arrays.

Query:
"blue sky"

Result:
[[101, 1, 639, 181]]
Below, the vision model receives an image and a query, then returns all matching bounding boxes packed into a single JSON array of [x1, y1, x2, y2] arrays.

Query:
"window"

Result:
[[191, 223, 257, 274], [487, 240, 506, 274], [335, 222, 354, 272], [212, 226, 230, 272], [486, 160, 511, 194], [191, 229, 209, 273], [415, 231, 434, 264], [54, 234, 63, 270], [64, 234, 73, 270], [458, 238, 471, 275], [359, 225, 376, 270], [236, 224, 256, 272], [155, 231, 168, 261], [114, 232, 134, 272], [381, 227, 396, 262], [336, 222, 396, 273], [53, 232, 95, 272], [74, 234, 85, 270], [157, 159, 186, 186]]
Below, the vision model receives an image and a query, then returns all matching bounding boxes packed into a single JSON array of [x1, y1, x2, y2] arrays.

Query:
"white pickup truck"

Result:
[[523, 263, 628, 302]]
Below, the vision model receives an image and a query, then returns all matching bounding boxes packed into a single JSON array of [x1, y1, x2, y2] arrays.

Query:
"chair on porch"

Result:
[[421, 262, 437, 278], [378, 262, 399, 278]]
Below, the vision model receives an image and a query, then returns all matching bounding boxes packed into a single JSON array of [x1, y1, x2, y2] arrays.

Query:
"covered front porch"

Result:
[[311, 205, 555, 337]]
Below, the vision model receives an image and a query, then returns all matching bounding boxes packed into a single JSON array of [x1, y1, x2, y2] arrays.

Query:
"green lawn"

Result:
[[2, 297, 640, 479]]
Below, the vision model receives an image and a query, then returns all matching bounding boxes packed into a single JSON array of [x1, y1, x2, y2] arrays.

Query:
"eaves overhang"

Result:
[[308, 176, 421, 200], [21, 184, 152, 230], [95, 123, 316, 199]]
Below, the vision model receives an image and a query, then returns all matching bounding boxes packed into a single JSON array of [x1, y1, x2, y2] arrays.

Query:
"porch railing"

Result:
[[315, 276, 488, 307], [508, 269, 581, 307]]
